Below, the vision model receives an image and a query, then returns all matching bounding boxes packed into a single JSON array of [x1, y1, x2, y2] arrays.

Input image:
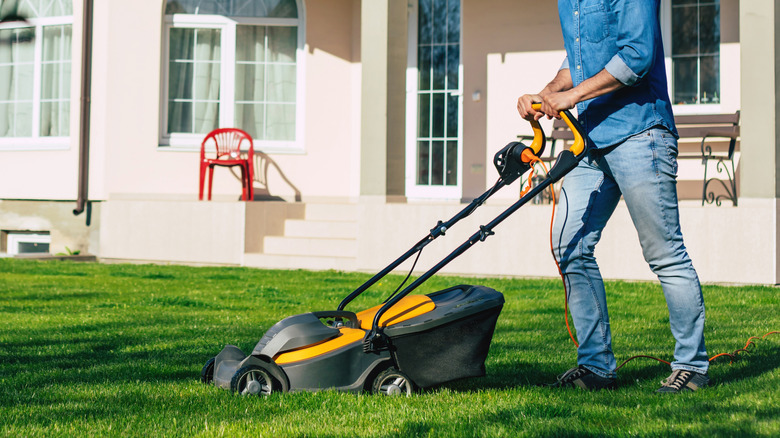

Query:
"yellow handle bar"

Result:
[[531, 103, 586, 156]]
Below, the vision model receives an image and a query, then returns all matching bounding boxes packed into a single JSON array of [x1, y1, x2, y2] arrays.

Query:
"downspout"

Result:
[[73, 0, 93, 223]]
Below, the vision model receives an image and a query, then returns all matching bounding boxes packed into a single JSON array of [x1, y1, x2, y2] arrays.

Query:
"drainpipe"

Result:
[[73, 0, 93, 223]]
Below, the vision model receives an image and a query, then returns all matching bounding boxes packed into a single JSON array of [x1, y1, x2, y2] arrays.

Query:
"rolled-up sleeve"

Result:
[[560, 56, 569, 71], [605, 0, 658, 86]]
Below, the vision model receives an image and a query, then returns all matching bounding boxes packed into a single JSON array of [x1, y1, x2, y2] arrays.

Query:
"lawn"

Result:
[[0, 258, 778, 437]]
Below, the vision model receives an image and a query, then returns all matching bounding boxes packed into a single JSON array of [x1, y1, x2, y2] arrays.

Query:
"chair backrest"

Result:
[[200, 128, 254, 161]]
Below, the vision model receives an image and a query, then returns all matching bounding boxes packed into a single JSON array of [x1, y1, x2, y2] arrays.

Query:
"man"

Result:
[[517, 0, 708, 393]]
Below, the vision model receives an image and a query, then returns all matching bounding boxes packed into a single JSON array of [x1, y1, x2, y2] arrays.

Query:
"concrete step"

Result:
[[263, 236, 358, 258], [244, 253, 358, 271], [284, 219, 358, 239], [304, 203, 359, 222]]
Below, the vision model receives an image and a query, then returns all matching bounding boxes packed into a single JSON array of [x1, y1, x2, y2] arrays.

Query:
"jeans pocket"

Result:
[[581, 2, 609, 43]]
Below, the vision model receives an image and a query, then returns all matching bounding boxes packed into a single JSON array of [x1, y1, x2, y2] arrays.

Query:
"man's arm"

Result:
[[539, 69, 624, 118], [517, 67, 574, 121]]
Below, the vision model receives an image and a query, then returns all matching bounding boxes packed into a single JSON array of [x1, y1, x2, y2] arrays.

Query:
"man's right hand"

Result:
[[517, 94, 545, 121]]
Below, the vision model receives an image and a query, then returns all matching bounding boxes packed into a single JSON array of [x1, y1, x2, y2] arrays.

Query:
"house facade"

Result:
[[1, 0, 778, 285]]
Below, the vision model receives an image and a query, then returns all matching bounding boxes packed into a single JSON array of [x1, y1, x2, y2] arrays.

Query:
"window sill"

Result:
[[0, 137, 71, 151]]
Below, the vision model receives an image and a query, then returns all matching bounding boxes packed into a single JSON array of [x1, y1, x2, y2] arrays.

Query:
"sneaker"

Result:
[[656, 369, 709, 393], [550, 365, 617, 390]]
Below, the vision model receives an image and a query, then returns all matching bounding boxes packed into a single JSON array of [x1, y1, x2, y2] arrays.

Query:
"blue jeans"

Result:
[[553, 127, 708, 378]]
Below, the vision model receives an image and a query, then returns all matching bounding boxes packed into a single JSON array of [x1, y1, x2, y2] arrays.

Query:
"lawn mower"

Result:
[[201, 106, 587, 396]]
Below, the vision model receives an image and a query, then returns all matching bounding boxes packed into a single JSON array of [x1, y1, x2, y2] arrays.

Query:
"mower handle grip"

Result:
[[531, 103, 586, 157]]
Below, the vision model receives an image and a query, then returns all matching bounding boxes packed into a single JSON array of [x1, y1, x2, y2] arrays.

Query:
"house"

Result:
[[1, 0, 777, 284]]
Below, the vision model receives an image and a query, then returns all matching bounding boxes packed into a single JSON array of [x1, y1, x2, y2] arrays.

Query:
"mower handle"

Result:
[[531, 103, 586, 157]]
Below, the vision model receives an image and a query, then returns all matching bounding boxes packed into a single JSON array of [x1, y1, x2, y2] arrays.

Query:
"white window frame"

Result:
[[660, 0, 725, 115], [160, 5, 306, 154], [6, 232, 51, 255], [404, 0, 464, 201], [0, 15, 74, 151]]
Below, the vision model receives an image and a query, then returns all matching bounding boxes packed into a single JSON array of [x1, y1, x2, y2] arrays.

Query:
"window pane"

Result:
[[446, 94, 458, 138], [446, 0, 460, 44], [194, 62, 220, 101], [267, 65, 296, 102], [169, 62, 193, 100], [42, 25, 71, 61], [265, 103, 295, 140], [170, 28, 194, 60], [431, 140, 444, 185], [18, 0, 73, 18], [194, 101, 219, 133], [671, 5, 697, 56], [418, 45, 431, 91], [168, 101, 192, 133], [446, 43, 459, 90], [432, 0, 447, 44], [268, 26, 296, 63], [700, 55, 719, 103], [165, 0, 298, 18], [673, 57, 697, 105], [418, 0, 432, 45], [417, 141, 430, 185], [446, 140, 457, 186], [699, 4, 720, 55], [236, 26, 266, 62], [432, 93, 444, 138], [235, 103, 264, 139], [235, 63, 264, 102], [417, 93, 430, 138], [40, 101, 69, 136], [432, 45, 445, 90], [40, 24, 71, 137], [195, 29, 221, 61]]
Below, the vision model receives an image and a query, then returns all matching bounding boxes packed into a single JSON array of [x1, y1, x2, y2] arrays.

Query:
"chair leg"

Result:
[[199, 163, 207, 201], [245, 162, 254, 201], [207, 165, 215, 201], [239, 166, 248, 201]]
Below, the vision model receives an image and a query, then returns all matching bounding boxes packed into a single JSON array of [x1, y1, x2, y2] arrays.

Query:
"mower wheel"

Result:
[[230, 365, 277, 396], [372, 368, 416, 396], [200, 357, 215, 384]]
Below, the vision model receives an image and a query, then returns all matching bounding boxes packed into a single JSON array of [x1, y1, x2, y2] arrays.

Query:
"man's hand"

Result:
[[538, 90, 578, 119], [517, 94, 545, 121]]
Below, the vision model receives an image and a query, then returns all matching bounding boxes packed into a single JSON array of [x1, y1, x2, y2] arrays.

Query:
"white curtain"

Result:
[[168, 28, 220, 134], [0, 28, 34, 137], [40, 25, 71, 137], [234, 25, 296, 141]]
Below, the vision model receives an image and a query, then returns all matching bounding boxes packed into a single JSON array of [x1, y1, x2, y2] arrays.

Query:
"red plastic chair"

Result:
[[199, 128, 254, 201]]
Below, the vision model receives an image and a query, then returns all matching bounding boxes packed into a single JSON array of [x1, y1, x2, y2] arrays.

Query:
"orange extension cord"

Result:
[[524, 159, 779, 370]]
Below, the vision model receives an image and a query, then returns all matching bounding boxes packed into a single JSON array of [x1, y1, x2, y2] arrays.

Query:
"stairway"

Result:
[[243, 203, 359, 271]]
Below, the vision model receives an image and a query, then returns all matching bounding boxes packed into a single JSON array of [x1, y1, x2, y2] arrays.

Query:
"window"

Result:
[[670, 0, 720, 105], [0, 0, 73, 148], [4, 231, 51, 255], [162, 0, 304, 153]]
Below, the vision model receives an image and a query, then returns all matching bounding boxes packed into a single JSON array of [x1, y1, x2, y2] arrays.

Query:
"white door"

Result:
[[405, 0, 462, 200]]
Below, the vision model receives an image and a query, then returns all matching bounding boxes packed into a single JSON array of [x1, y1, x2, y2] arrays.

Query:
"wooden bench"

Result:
[[675, 111, 740, 206], [520, 111, 740, 206]]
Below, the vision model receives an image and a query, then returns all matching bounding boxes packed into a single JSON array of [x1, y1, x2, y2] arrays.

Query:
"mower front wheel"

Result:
[[200, 357, 216, 384], [372, 368, 416, 396], [230, 365, 279, 396]]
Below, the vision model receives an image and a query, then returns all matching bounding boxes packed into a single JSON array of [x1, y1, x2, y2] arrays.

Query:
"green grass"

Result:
[[0, 258, 778, 437]]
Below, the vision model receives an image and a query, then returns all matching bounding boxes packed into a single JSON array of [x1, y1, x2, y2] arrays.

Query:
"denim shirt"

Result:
[[558, 0, 677, 148]]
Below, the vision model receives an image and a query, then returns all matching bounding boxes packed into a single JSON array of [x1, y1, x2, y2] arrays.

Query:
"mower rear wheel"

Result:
[[230, 365, 277, 396], [200, 357, 216, 384], [372, 368, 416, 396]]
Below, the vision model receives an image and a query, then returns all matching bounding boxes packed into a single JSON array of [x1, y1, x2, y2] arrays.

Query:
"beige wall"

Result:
[[462, 0, 562, 201]]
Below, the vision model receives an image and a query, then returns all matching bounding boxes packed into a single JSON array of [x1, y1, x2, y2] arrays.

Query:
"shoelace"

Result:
[[661, 369, 691, 390], [558, 366, 589, 383]]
